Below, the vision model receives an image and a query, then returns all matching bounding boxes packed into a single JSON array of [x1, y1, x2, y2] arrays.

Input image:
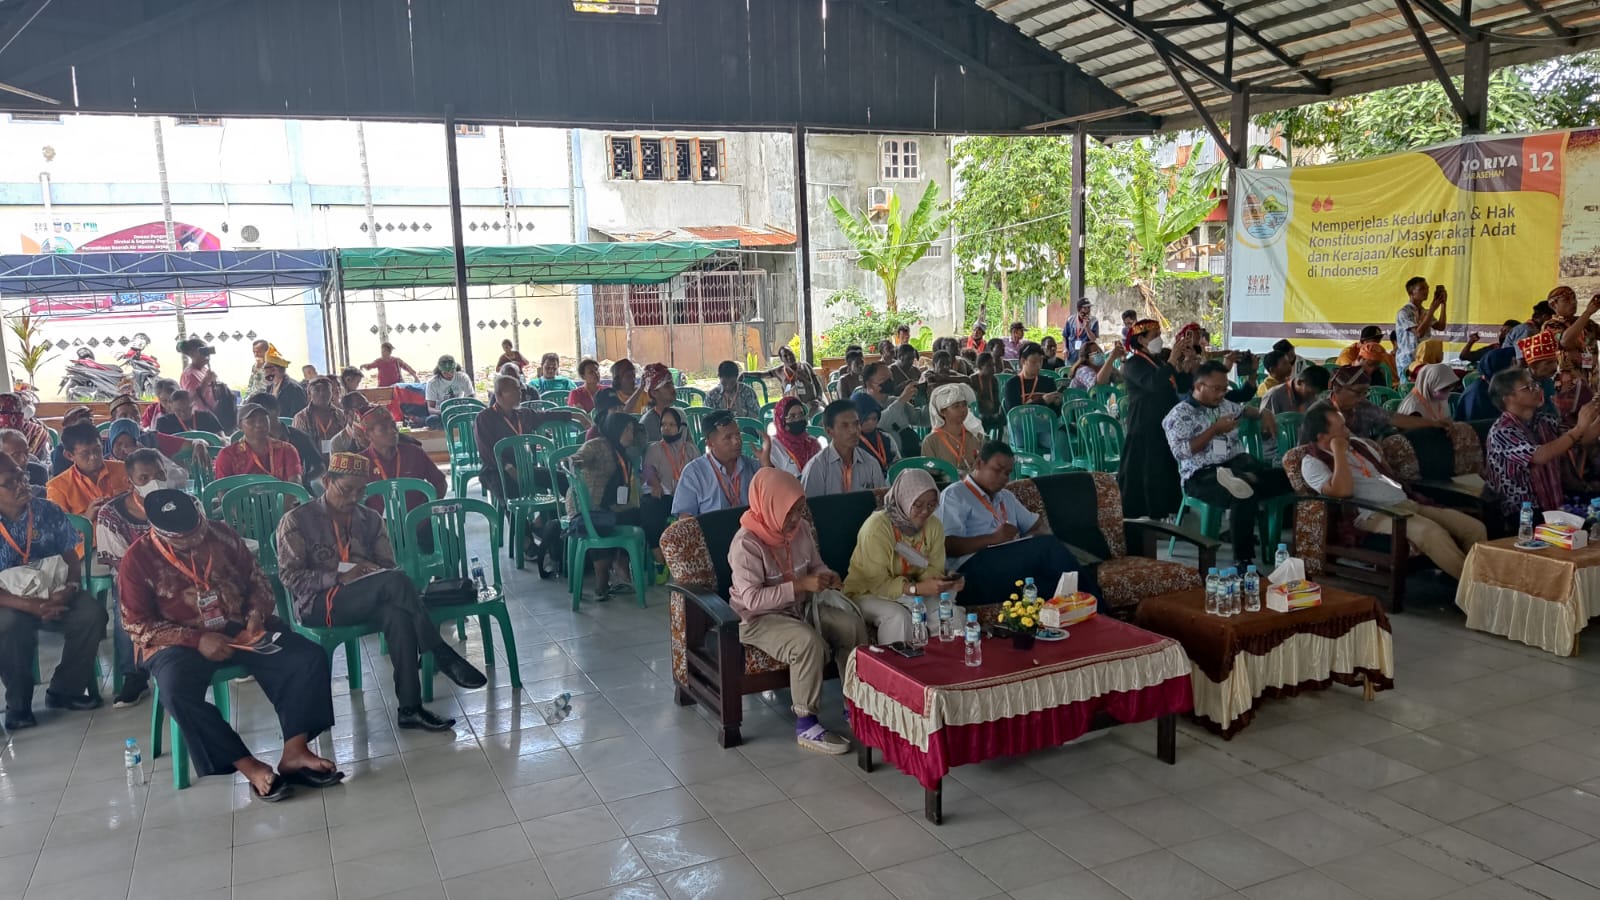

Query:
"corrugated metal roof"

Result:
[[680, 225, 798, 248], [979, 0, 1600, 130]]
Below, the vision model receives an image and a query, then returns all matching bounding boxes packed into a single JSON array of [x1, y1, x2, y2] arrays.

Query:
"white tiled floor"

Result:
[[9, 555, 1600, 899]]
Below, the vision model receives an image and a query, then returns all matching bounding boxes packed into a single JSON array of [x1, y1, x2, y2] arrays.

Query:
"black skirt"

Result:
[[1118, 430, 1181, 520]]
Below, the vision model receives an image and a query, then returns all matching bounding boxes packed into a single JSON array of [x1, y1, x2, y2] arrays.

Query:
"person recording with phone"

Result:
[[842, 469, 964, 643]]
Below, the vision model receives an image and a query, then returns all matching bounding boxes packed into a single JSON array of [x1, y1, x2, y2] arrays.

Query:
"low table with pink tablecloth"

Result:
[[843, 616, 1192, 823], [1457, 536, 1600, 656]]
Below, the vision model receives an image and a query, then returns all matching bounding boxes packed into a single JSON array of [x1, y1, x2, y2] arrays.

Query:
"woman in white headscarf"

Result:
[[841, 469, 964, 643], [920, 382, 983, 473], [1396, 362, 1459, 425]]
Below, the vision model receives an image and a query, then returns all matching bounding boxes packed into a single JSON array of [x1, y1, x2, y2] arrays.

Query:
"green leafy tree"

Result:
[[1115, 140, 1226, 322], [1259, 53, 1600, 161], [826, 181, 948, 313]]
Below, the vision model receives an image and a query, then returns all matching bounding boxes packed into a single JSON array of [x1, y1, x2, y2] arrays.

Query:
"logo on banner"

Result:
[[1245, 274, 1272, 296], [1237, 173, 1291, 250]]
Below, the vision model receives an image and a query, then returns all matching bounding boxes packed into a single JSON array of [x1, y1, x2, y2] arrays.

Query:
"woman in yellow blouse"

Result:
[[841, 469, 964, 643], [568, 410, 641, 598], [920, 382, 983, 474]]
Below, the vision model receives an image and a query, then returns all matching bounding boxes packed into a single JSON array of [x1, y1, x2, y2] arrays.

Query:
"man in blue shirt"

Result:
[[672, 411, 760, 518], [937, 441, 1097, 608], [0, 456, 108, 729]]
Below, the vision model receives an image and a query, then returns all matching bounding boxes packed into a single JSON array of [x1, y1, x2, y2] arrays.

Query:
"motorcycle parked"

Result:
[[59, 348, 128, 401], [120, 334, 161, 397]]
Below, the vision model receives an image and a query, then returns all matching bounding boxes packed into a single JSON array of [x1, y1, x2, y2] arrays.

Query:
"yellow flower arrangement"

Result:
[[996, 597, 1045, 635]]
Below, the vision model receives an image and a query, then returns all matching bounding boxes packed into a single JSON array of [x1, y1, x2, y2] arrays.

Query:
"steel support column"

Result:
[[1462, 36, 1492, 134], [793, 125, 815, 365], [443, 107, 475, 375], [1069, 126, 1087, 310], [1224, 88, 1250, 346]]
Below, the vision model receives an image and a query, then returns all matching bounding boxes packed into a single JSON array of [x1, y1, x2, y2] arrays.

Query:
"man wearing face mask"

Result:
[[276, 454, 484, 732], [261, 354, 308, 421], [94, 449, 167, 708], [122, 489, 338, 799]]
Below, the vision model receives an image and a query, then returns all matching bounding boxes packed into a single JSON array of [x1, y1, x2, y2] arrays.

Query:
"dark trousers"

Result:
[[954, 536, 1101, 610], [146, 631, 333, 777], [303, 570, 442, 708], [641, 493, 673, 549], [1185, 454, 1295, 565], [0, 589, 107, 711]]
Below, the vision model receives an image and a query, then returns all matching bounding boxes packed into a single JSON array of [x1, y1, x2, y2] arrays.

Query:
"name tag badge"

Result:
[[616, 485, 629, 505], [197, 589, 225, 629], [321, 439, 334, 453]]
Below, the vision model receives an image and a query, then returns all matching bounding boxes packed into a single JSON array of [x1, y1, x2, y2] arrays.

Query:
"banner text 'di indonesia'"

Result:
[[1226, 130, 1594, 349]]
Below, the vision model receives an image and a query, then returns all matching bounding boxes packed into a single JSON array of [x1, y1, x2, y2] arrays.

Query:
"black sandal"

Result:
[[251, 773, 293, 803], [281, 768, 345, 789]]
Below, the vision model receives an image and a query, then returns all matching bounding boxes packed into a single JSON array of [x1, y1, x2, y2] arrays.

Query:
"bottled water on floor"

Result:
[[542, 692, 573, 725], [123, 737, 145, 785], [937, 592, 955, 642], [1242, 565, 1261, 613], [909, 597, 929, 647], [963, 613, 982, 667]]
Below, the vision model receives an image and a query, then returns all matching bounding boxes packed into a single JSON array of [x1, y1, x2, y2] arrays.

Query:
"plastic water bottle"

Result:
[[1589, 499, 1600, 543], [1204, 567, 1220, 616], [1519, 502, 1535, 543], [123, 737, 145, 785], [1021, 577, 1038, 603], [1274, 543, 1290, 572], [937, 592, 955, 642], [470, 555, 487, 593], [1222, 568, 1239, 617], [963, 613, 982, 667], [909, 597, 929, 648], [1242, 565, 1262, 613]]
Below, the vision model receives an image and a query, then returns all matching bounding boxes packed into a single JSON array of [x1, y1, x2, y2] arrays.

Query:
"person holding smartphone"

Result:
[[842, 468, 963, 643]]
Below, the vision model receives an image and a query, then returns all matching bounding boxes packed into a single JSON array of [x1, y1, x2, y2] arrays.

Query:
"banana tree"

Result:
[[7, 312, 55, 390], [1117, 141, 1225, 326], [826, 181, 948, 313]]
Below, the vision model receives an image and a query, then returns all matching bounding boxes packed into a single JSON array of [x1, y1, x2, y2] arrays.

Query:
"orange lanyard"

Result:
[[935, 428, 968, 463], [1132, 350, 1176, 389], [500, 410, 522, 436], [861, 432, 888, 467], [331, 517, 351, 563], [710, 457, 743, 506], [310, 408, 339, 439], [152, 536, 214, 592], [1021, 374, 1039, 398], [614, 450, 632, 488], [661, 441, 689, 483], [962, 477, 1007, 527], [840, 450, 854, 492], [244, 443, 274, 477], [178, 415, 194, 432], [891, 526, 918, 576], [0, 505, 33, 564]]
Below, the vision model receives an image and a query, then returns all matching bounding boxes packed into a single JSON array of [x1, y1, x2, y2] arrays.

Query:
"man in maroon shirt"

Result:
[[360, 407, 447, 550]]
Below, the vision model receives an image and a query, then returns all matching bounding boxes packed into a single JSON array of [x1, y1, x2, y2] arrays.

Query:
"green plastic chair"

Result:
[[199, 473, 277, 517], [65, 513, 118, 690], [220, 480, 311, 580], [44, 427, 59, 451], [405, 498, 522, 701], [741, 374, 771, 406], [675, 387, 707, 407], [1012, 450, 1053, 478], [759, 401, 779, 419], [1078, 412, 1123, 473], [563, 465, 649, 612], [1381, 398, 1402, 413], [1239, 416, 1267, 464], [741, 433, 764, 457], [444, 415, 481, 498], [551, 406, 593, 430], [1061, 387, 1091, 406], [1088, 384, 1120, 418], [1367, 386, 1402, 406], [809, 410, 826, 427], [493, 435, 561, 570], [533, 419, 585, 451], [1274, 412, 1304, 452], [540, 389, 570, 404], [1446, 392, 1461, 418], [519, 400, 556, 412], [1007, 404, 1065, 463], [735, 417, 766, 441], [887, 456, 959, 485], [96, 421, 113, 435], [440, 397, 486, 418], [150, 664, 248, 790], [682, 407, 713, 449], [177, 430, 227, 448], [364, 477, 439, 577]]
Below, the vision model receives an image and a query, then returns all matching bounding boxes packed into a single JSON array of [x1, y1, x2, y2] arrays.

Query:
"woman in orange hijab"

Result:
[[727, 468, 866, 756]]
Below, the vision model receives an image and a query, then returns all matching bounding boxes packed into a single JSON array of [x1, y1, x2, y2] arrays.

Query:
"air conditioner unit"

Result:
[[867, 186, 892, 213]]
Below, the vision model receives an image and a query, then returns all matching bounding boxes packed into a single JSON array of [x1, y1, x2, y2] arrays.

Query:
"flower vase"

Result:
[[1011, 632, 1036, 651]]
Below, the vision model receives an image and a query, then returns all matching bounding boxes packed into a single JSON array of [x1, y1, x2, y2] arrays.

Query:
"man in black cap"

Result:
[[118, 489, 339, 800], [275, 453, 485, 732]]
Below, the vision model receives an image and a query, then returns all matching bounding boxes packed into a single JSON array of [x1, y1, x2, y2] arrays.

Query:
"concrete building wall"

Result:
[[805, 133, 960, 337]]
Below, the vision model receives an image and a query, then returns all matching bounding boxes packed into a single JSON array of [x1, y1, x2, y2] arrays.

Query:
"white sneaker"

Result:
[[796, 723, 850, 755], [1215, 468, 1254, 499]]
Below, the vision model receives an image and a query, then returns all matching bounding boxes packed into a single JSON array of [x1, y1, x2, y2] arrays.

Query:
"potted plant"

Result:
[[996, 594, 1044, 650], [7, 312, 55, 390]]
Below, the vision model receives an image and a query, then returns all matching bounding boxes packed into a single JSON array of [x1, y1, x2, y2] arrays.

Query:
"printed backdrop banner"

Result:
[[1228, 129, 1600, 351]]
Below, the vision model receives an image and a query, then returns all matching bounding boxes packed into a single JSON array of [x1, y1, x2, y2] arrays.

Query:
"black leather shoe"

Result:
[[397, 706, 456, 732], [44, 690, 102, 711], [434, 649, 487, 690], [4, 708, 36, 730]]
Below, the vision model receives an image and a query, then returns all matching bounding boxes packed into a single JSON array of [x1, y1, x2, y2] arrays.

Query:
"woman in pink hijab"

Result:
[[727, 468, 866, 755]]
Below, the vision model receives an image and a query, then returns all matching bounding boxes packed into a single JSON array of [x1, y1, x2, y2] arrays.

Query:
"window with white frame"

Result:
[[881, 138, 920, 181]]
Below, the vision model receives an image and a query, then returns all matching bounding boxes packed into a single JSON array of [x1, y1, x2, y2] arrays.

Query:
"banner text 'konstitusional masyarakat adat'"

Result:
[[1227, 129, 1600, 351]]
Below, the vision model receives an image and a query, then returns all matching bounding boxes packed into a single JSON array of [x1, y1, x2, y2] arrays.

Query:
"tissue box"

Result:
[[1535, 524, 1587, 550], [1266, 580, 1322, 612], [1041, 592, 1097, 628]]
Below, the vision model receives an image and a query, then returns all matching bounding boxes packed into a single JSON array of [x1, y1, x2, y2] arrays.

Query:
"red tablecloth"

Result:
[[844, 617, 1193, 790]]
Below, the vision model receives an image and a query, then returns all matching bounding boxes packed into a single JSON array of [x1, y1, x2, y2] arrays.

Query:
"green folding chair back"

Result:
[[363, 476, 439, 579], [403, 498, 523, 700], [219, 480, 311, 578], [199, 473, 277, 517], [1274, 411, 1304, 452], [177, 430, 227, 448], [440, 397, 486, 418], [533, 419, 585, 450], [887, 456, 959, 486], [675, 387, 707, 407], [541, 390, 571, 404], [1079, 412, 1124, 473], [562, 465, 650, 611], [492, 434, 562, 570], [1006, 404, 1064, 463]]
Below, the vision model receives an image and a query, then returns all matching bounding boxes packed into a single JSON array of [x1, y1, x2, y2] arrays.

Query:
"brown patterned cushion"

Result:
[[661, 516, 792, 680], [1097, 556, 1201, 610], [1380, 434, 1420, 481], [1280, 445, 1327, 576], [1448, 421, 1482, 475]]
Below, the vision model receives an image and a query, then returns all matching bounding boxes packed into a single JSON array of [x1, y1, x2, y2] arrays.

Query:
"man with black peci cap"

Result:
[[275, 453, 485, 732], [118, 489, 339, 801]]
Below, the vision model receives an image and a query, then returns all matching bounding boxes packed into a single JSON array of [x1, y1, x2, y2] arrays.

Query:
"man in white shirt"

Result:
[[1299, 401, 1485, 579], [800, 401, 886, 497]]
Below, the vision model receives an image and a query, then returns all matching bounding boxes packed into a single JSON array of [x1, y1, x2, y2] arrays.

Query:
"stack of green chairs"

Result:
[[562, 467, 650, 611], [443, 414, 481, 498], [407, 498, 523, 701], [492, 435, 560, 570], [541, 389, 570, 404], [440, 397, 486, 419]]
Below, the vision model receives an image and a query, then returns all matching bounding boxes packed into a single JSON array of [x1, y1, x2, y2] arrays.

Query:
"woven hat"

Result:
[[108, 394, 139, 417], [1330, 365, 1372, 389], [1128, 319, 1160, 338], [327, 453, 371, 478], [1517, 329, 1561, 364], [262, 354, 291, 370]]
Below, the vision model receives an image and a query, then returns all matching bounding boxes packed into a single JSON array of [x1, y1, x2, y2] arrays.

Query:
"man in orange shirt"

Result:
[[46, 423, 131, 518]]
